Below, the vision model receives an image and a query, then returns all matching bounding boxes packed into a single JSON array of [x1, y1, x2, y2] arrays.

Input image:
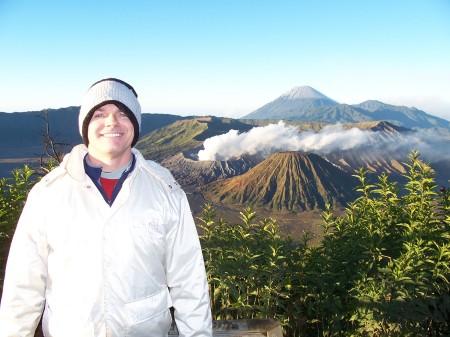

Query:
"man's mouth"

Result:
[[102, 133, 121, 138]]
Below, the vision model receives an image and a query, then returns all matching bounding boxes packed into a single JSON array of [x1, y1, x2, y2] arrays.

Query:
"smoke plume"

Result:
[[197, 121, 448, 162]]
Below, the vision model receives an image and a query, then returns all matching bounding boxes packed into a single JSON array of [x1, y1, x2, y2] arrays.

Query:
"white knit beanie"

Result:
[[79, 78, 141, 147]]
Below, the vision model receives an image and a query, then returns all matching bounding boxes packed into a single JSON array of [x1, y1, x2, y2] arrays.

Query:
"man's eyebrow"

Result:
[[95, 105, 114, 112]]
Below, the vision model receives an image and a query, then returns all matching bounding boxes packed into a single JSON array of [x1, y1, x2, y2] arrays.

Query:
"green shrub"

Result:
[[199, 151, 450, 336], [198, 204, 311, 335], [0, 165, 36, 296]]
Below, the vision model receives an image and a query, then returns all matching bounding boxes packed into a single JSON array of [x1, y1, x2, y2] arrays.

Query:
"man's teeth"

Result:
[[103, 133, 121, 138]]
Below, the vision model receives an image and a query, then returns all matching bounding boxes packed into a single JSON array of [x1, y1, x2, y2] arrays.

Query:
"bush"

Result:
[[0, 165, 36, 297], [198, 204, 311, 335], [199, 151, 450, 336]]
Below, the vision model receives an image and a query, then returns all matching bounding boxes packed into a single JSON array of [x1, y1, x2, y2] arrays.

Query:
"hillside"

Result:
[[137, 116, 253, 162], [354, 100, 450, 129], [326, 121, 412, 176], [321, 121, 450, 185], [161, 152, 262, 186], [202, 151, 358, 211], [0, 107, 80, 153]]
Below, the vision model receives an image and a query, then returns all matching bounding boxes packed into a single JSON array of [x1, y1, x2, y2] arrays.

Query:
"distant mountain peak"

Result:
[[242, 86, 339, 120], [281, 86, 336, 102]]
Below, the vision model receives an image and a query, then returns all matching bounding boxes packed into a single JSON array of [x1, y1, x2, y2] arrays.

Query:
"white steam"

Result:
[[198, 121, 372, 161], [197, 121, 449, 162]]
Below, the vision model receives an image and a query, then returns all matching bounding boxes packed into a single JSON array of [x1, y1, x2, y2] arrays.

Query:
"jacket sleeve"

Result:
[[0, 186, 48, 337], [165, 190, 212, 337]]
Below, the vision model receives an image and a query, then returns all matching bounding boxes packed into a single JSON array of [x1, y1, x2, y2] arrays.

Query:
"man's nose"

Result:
[[105, 113, 119, 126]]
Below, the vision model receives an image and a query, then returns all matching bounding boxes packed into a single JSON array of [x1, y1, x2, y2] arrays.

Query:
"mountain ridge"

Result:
[[352, 100, 450, 129], [242, 86, 450, 134]]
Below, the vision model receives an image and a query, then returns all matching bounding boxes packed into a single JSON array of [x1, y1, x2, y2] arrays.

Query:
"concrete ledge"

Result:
[[169, 318, 283, 336]]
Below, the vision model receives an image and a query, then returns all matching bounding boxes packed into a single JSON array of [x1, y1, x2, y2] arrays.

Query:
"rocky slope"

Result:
[[202, 151, 358, 211]]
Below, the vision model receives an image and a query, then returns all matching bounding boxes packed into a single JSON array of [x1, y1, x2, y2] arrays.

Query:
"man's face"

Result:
[[87, 103, 134, 161]]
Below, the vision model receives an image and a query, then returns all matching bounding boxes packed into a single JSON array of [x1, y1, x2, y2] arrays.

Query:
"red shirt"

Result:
[[100, 177, 118, 200]]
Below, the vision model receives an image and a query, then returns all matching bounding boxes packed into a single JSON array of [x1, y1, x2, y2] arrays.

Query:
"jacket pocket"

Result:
[[125, 287, 173, 335], [43, 301, 95, 337]]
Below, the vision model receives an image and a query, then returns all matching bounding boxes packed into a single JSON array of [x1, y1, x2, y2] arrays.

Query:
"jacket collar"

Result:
[[42, 145, 179, 193], [41, 144, 88, 186], [131, 148, 180, 192]]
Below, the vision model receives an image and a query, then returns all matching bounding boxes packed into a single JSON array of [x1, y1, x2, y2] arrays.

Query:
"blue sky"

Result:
[[1, 0, 449, 120]]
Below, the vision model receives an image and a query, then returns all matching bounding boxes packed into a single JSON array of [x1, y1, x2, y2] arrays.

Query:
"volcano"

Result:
[[202, 151, 358, 211], [243, 86, 340, 121]]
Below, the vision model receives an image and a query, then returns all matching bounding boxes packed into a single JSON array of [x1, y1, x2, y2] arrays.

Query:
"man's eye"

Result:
[[93, 113, 105, 119], [120, 112, 128, 117]]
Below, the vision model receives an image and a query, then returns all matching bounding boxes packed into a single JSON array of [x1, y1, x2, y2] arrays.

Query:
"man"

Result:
[[0, 78, 212, 336]]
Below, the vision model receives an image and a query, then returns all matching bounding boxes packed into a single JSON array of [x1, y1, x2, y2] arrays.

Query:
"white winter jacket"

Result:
[[0, 145, 212, 337]]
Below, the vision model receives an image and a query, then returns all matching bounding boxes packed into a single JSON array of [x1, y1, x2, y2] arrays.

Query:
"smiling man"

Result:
[[87, 104, 135, 168], [0, 78, 212, 336]]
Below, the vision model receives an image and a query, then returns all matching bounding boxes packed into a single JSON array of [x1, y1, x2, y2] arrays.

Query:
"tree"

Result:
[[34, 110, 69, 175]]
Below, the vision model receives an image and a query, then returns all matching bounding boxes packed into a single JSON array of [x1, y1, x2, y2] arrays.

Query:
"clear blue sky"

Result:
[[1, 0, 449, 120]]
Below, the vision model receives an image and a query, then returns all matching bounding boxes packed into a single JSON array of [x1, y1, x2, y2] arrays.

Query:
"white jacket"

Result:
[[0, 145, 212, 337]]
